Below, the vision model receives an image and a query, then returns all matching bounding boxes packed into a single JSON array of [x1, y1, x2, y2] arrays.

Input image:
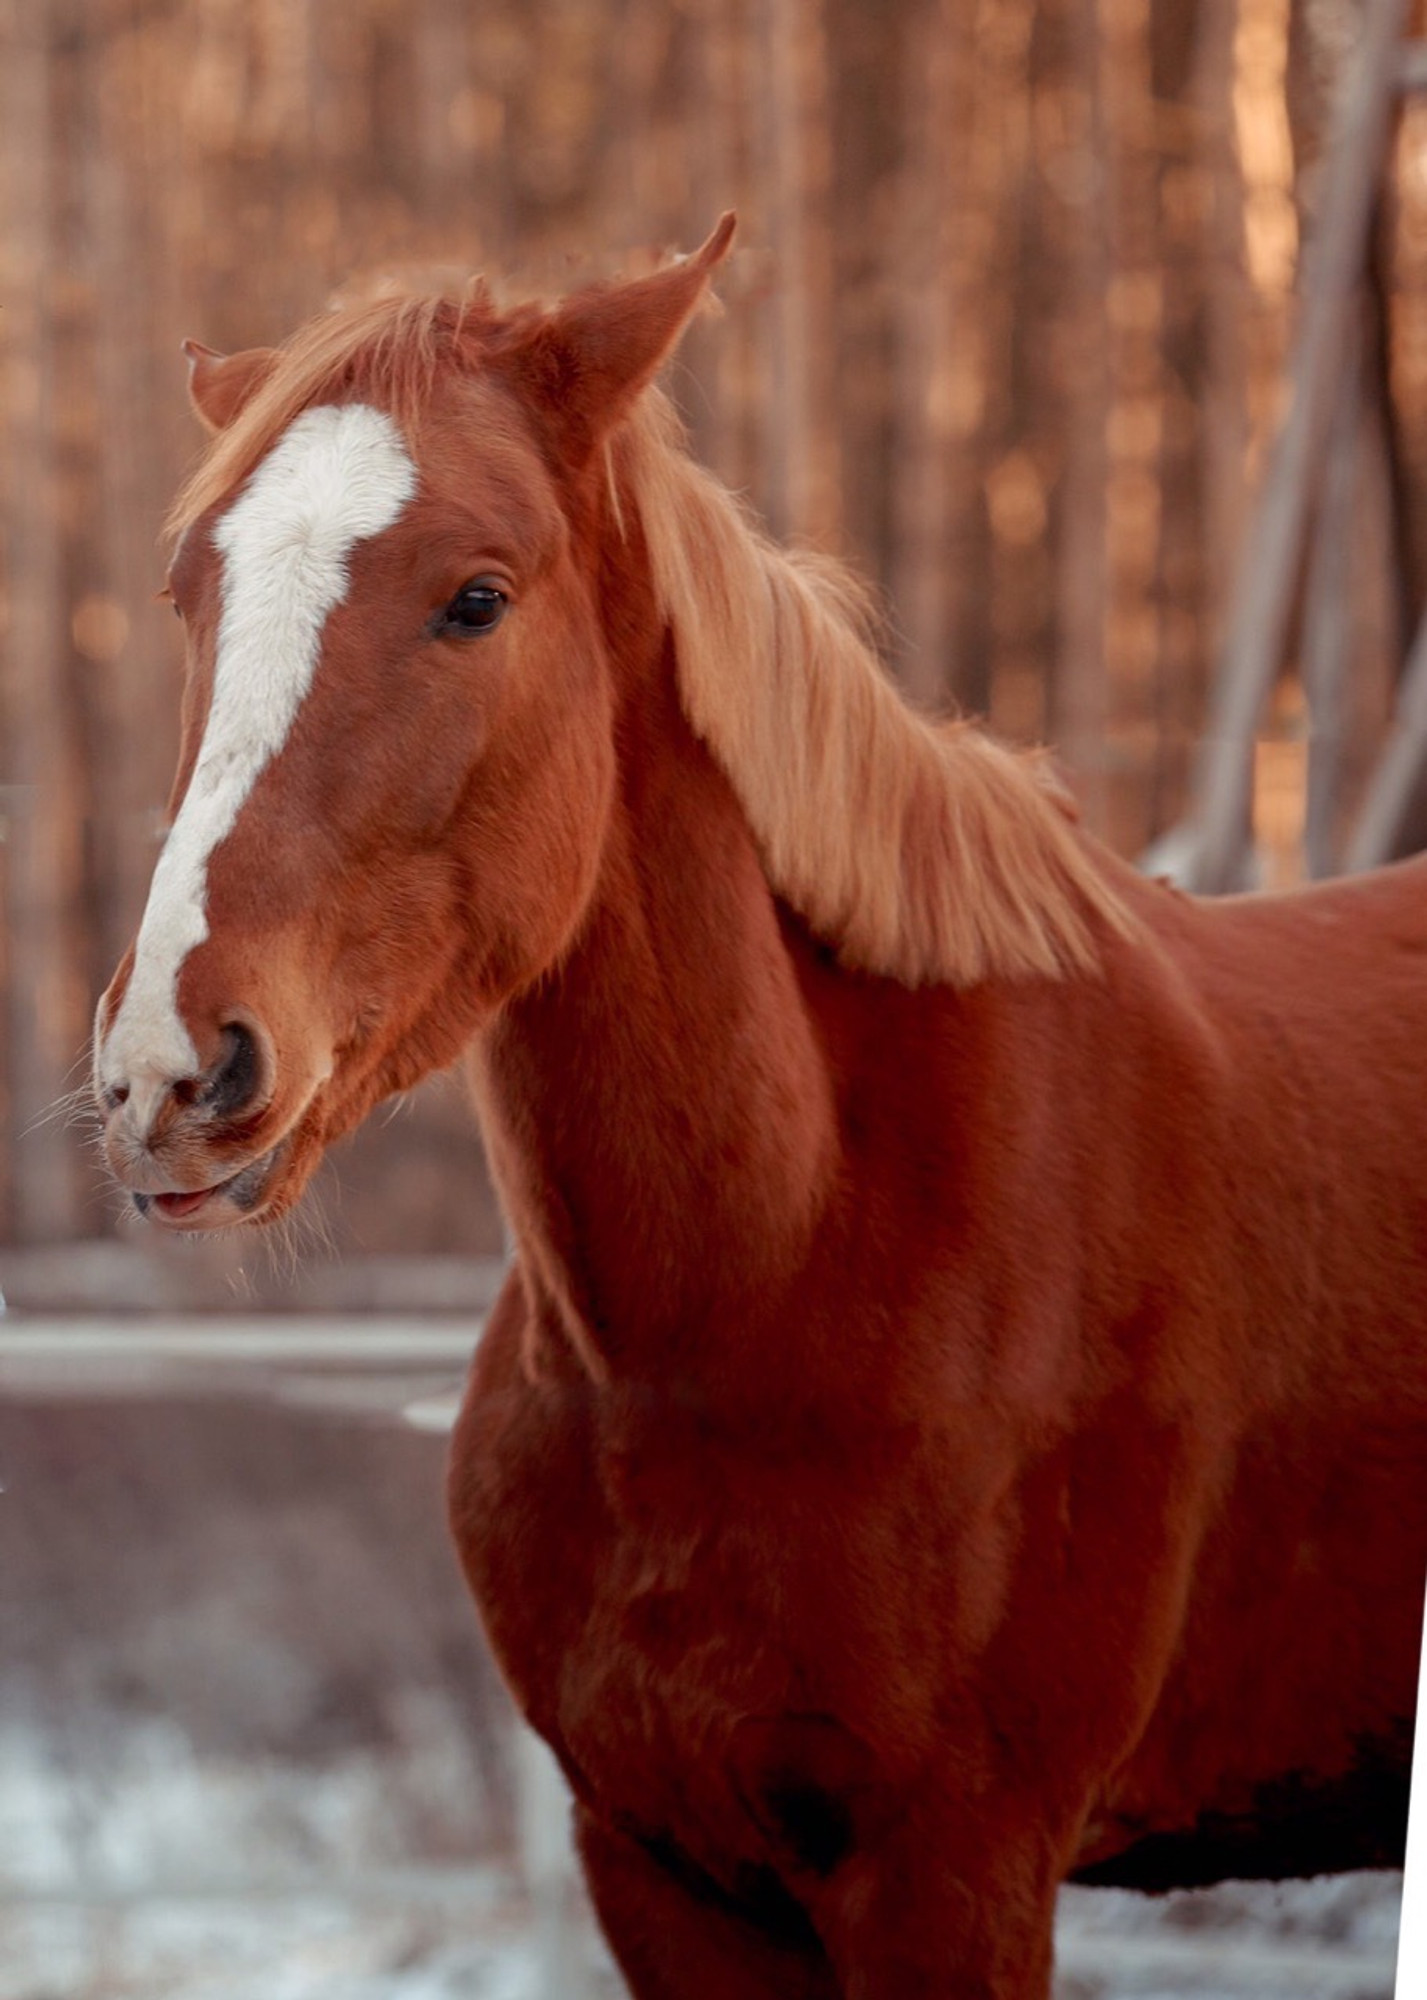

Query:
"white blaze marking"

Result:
[[101, 404, 416, 1102]]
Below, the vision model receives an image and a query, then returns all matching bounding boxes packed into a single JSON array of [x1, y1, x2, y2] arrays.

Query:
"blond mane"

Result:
[[167, 286, 1134, 988], [617, 398, 1133, 986]]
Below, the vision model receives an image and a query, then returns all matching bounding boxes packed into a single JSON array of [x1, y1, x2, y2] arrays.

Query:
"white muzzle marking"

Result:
[[100, 404, 417, 1113]]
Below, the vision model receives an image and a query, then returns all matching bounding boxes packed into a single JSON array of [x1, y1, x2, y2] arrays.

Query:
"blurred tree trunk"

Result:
[[1098, 0, 1167, 855], [1193, 0, 1252, 671], [1, 0, 87, 1242], [943, 0, 1037, 723], [889, 0, 969, 708], [1055, 0, 1113, 833], [760, 0, 840, 545], [1148, 1, 1215, 836], [81, 18, 183, 995], [684, 0, 763, 496]]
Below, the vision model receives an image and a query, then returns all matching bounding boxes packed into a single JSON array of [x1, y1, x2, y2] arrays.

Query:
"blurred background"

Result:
[[11, 0, 1427, 1278], [0, 0, 1420, 1994]]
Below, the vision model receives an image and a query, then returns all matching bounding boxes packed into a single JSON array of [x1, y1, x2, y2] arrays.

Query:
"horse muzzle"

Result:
[[94, 1013, 317, 1231]]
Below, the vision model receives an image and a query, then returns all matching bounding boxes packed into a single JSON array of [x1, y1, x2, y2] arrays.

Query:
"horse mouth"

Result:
[[132, 1144, 282, 1231]]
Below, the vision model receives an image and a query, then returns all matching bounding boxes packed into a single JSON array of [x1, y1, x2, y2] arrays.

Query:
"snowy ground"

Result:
[[0, 1884, 1405, 2000], [0, 1718, 612, 2000], [0, 1721, 1402, 2000]]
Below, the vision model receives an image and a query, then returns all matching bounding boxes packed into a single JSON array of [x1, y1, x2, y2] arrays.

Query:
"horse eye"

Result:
[[440, 581, 508, 636]]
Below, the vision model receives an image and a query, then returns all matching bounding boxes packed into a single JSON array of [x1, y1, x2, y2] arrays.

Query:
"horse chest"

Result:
[[450, 1319, 949, 1868], [466, 1387, 815, 1747]]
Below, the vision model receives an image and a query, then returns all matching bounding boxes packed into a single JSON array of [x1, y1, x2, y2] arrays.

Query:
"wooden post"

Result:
[[1343, 598, 1427, 868], [1300, 317, 1362, 877], [1178, 0, 1412, 892]]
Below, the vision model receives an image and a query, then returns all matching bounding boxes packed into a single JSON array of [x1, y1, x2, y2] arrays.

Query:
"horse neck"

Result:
[[470, 641, 840, 1382]]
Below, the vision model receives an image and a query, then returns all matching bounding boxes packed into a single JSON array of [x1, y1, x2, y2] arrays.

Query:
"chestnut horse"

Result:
[[94, 219, 1425, 1997]]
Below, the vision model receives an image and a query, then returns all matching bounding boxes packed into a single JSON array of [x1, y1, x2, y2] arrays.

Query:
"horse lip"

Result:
[[134, 1142, 283, 1229]]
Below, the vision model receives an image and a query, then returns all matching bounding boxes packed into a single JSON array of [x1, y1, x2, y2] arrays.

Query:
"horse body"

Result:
[[92, 222, 1425, 1996], [449, 651, 1426, 1969]]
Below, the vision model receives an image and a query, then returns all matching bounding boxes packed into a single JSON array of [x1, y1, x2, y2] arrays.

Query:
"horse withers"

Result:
[[93, 218, 1426, 1997]]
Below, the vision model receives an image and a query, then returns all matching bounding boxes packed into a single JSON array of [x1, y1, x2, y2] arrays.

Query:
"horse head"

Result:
[[93, 217, 736, 1229]]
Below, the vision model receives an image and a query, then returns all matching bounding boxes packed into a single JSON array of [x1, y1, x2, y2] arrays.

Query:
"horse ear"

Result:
[[519, 212, 736, 467], [182, 339, 279, 433]]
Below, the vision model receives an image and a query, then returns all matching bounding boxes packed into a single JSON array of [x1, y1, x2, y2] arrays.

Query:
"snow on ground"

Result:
[[0, 1717, 618, 2000], [0, 1873, 1403, 1999], [0, 1721, 1402, 2000], [2, 1901, 527, 2000], [1055, 1875, 1402, 1998]]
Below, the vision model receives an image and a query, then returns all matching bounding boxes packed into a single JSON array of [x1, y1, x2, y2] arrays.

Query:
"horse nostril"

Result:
[[202, 1021, 264, 1120]]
